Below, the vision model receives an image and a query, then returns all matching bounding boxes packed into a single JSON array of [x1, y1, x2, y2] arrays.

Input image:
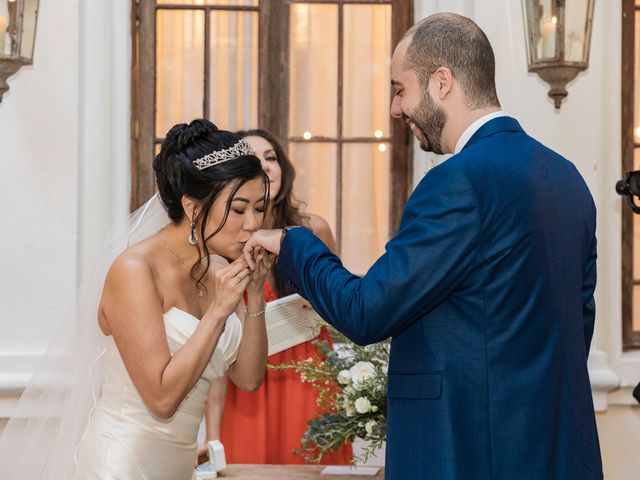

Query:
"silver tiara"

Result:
[[192, 139, 254, 170]]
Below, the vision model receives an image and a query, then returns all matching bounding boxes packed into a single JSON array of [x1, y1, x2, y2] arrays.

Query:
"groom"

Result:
[[244, 13, 602, 480]]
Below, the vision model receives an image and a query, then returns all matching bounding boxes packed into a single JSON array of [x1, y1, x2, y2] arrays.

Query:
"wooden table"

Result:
[[219, 464, 384, 479]]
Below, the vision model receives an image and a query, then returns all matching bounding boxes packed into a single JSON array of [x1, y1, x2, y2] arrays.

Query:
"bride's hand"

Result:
[[207, 256, 253, 318], [246, 247, 275, 294], [196, 443, 209, 465]]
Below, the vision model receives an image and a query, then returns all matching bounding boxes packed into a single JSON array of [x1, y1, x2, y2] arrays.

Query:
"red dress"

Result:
[[220, 281, 353, 464]]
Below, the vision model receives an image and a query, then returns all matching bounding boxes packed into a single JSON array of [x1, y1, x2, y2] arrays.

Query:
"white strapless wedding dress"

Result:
[[74, 307, 242, 480]]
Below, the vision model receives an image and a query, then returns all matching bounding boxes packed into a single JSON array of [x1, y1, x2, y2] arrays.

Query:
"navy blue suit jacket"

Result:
[[277, 117, 602, 480]]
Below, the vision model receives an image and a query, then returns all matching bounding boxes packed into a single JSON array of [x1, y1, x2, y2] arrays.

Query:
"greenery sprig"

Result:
[[270, 323, 390, 464]]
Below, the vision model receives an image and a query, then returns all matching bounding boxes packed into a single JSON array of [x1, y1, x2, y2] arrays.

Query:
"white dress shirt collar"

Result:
[[454, 111, 510, 154]]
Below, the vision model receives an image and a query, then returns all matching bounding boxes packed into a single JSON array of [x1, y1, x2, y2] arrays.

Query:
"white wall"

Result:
[[0, 0, 80, 355], [0, 0, 130, 407]]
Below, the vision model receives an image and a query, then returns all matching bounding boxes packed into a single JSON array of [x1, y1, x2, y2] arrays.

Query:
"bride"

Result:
[[0, 119, 272, 479]]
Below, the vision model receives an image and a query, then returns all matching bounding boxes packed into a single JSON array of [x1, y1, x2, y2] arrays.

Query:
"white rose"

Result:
[[365, 419, 377, 436], [350, 361, 376, 388], [337, 369, 352, 385], [371, 405, 379, 413], [354, 396, 372, 414]]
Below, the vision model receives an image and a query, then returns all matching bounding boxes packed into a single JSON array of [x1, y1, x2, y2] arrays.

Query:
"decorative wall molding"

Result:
[[0, 351, 42, 418], [612, 350, 640, 388], [1, 348, 623, 418], [588, 349, 621, 412]]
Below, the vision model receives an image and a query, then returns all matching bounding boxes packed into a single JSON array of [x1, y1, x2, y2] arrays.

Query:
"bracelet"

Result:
[[245, 305, 266, 318]]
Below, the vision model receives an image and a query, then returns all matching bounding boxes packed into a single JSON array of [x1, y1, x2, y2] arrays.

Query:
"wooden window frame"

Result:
[[131, 0, 413, 241], [622, 0, 640, 350]]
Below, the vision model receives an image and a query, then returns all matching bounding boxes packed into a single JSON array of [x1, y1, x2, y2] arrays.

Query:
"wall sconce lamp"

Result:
[[0, 0, 39, 102], [522, 0, 595, 109]]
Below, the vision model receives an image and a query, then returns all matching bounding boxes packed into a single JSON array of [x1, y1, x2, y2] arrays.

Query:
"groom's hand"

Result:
[[243, 229, 282, 270]]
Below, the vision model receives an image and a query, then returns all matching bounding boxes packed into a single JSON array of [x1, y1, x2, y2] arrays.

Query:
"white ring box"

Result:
[[194, 440, 227, 479]]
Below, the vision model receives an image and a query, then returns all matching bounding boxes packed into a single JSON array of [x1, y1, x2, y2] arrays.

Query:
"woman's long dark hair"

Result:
[[153, 119, 269, 293], [237, 129, 308, 228], [238, 129, 308, 296]]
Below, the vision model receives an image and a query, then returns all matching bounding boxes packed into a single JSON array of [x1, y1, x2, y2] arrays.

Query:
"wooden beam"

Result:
[[621, 0, 640, 349], [258, 0, 290, 145], [131, 0, 158, 210], [389, 0, 413, 236]]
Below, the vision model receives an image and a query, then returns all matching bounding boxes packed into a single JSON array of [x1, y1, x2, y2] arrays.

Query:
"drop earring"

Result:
[[188, 218, 198, 246]]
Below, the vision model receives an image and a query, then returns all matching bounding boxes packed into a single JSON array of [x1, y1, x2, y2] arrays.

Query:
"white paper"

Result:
[[321, 466, 381, 476], [265, 294, 322, 355]]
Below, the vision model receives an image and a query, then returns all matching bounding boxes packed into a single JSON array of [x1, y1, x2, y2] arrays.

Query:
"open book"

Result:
[[265, 294, 323, 356]]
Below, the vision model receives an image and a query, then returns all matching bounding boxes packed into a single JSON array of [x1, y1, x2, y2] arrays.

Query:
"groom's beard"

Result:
[[407, 90, 447, 155]]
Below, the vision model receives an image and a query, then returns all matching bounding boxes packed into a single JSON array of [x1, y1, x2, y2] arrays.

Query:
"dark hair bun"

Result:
[[167, 119, 220, 152], [152, 118, 262, 223]]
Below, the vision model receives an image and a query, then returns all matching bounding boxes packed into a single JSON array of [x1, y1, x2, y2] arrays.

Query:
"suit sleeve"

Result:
[[276, 166, 481, 345], [582, 233, 597, 356]]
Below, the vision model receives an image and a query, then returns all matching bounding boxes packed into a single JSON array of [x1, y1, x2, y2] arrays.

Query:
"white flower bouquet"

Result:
[[271, 323, 389, 464]]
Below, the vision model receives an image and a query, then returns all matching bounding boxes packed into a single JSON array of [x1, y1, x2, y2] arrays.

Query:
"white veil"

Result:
[[0, 194, 170, 479]]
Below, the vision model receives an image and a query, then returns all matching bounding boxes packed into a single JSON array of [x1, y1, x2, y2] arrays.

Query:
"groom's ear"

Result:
[[181, 195, 198, 222], [433, 66, 453, 100]]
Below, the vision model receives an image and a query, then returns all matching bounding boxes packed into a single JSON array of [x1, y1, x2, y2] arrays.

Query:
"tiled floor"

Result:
[[596, 404, 640, 480]]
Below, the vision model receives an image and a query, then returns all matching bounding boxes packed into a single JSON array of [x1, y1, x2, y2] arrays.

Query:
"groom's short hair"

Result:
[[403, 13, 500, 110]]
